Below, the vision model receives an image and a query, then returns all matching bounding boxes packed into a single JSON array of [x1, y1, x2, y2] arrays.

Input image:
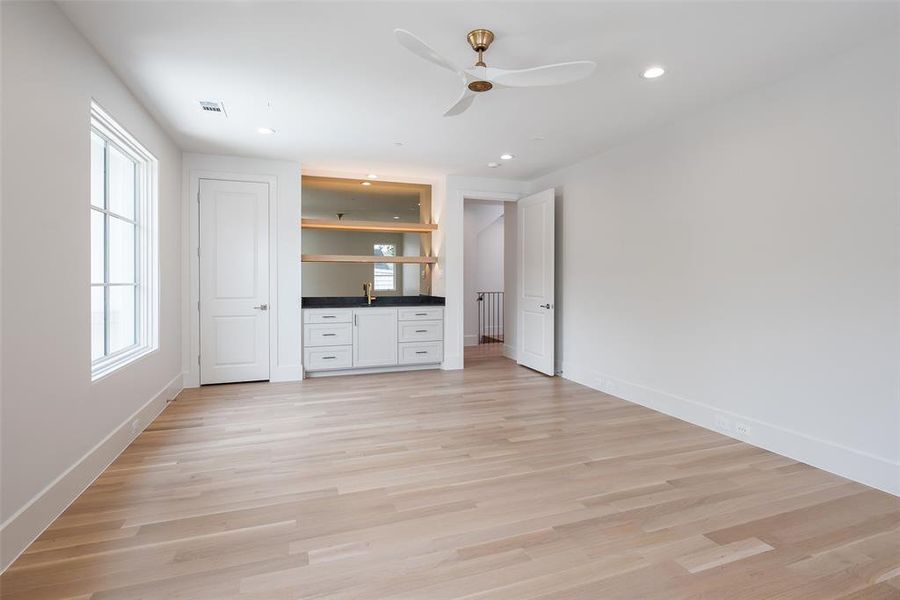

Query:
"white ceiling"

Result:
[[61, 1, 898, 180]]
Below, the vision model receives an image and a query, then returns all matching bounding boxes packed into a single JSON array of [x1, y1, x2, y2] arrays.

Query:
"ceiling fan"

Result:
[[395, 28, 596, 117]]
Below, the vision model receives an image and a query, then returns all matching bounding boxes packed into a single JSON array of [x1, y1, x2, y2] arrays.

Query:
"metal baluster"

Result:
[[495, 292, 498, 343], [477, 293, 482, 345]]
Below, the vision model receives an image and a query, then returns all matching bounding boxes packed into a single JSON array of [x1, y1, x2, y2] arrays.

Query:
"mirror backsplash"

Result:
[[302, 176, 433, 297]]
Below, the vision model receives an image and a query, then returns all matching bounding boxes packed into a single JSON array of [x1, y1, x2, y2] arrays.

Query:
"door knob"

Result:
[[253, 304, 268, 311], [539, 303, 553, 309]]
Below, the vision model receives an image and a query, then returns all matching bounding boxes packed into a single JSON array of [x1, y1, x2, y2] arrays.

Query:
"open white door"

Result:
[[199, 179, 270, 384], [517, 188, 555, 375]]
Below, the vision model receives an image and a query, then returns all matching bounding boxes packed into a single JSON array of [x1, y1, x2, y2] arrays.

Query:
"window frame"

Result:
[[373, 242, 397, 292], [90, 101, 159, 381]]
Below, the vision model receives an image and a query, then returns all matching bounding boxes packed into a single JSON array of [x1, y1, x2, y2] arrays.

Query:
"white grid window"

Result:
[[90, 102, 158, 380], [373, 243, 396, 291]]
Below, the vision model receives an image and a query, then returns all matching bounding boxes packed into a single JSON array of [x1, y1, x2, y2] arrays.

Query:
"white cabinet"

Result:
[[399, 341, 443, 365], [398, 320, 443, 343], [304, 322, 352, 346], [304, 346, 352, 370], [352, 308, 398, 368], [397, 307, 443, 321], [304, 308, 352, 324], [303, 309, 354, 371], [303, 305, 443, 376]]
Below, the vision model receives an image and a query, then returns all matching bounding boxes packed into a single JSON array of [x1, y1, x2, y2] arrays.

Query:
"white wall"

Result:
[[463, 202, 504, 345], [530, 36, 900, 494], [0, 1, 183, 569], [182, 154, 301, 386], [477, 217, 504, 294]]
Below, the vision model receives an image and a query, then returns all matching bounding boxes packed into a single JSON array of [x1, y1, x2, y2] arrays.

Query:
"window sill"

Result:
[[91, 345, 157, 382]]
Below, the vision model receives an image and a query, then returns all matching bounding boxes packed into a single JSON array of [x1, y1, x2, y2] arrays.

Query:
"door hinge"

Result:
[[197, 300, 200, 312], [198, 354, 201, 365], [197, 246, 201, 258]]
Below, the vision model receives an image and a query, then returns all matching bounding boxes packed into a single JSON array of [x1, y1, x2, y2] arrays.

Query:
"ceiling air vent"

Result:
[[198, 100, 227, 116]]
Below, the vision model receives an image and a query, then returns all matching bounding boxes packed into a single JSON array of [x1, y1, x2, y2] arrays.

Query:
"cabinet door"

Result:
[[353, 308, 398, 367]]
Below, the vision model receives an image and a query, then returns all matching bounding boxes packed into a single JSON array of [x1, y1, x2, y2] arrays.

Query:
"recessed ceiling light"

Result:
[[500, 153, 515, 160], [394, 141, 404, 147], [393, 216, 400, 220], [361, 181, 372, 186], [257, 127, 276, 135], [530, 135, 545, 142], [487, 162, 501, 168], [366, 173, 379, 179], [642, 66, 665, 79]]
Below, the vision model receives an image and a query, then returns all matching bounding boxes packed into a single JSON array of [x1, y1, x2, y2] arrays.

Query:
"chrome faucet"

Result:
[[363, 282, 376, 305]]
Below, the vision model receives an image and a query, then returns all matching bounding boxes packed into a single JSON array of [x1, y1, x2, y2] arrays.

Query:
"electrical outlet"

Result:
[[130, 418, 140, 435], [714, 415, 733, 433], [735, 422, 751, 437]]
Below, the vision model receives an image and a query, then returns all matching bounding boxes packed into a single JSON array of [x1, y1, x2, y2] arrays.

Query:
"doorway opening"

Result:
[[464, 199, 508, 364]]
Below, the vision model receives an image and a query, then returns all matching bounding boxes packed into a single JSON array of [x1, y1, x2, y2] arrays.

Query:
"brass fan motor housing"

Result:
[[467, 80, 493, 93], [466, 29, 494, 53]]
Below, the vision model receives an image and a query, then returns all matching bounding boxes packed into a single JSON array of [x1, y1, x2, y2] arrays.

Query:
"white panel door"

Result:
[[200, 179, 270, 384], [353, 308, 398, 367], [517, 188, 555, 375]]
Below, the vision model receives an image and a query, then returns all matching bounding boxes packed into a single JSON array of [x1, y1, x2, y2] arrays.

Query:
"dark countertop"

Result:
[[302, 295, 445, 308]]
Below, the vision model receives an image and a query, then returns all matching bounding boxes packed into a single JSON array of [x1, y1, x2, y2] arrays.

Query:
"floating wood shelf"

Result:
[[302, 254, 437, 264], [301, 218, 437, 234]]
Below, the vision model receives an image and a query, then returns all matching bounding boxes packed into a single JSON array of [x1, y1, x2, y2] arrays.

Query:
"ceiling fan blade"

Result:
[[486, 61, 597, 87], [443, 87, 476, 117], [394, 29, 460, 74]]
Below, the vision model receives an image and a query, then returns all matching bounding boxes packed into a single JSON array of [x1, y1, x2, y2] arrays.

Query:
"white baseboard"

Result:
[[182, 368, 198, 389], [464, 334, 478, 347], [560, 361, 899, 497], [0, 373, 183, 573], [442, 353, 464, 370], [306, 363, 440, 377], [502, 343, 517, 361]]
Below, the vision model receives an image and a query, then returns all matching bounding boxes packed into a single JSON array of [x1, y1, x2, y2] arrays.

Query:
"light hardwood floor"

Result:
[[2, 353, 899, 599]]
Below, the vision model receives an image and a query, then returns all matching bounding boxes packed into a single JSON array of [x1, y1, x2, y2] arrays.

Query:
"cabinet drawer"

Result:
[[399, 342, 443, 365], [398, 307, 443, 321], [304, 309, 352, 324], [304, 322, 352, 347], [304, 346, 352, 370], [398, 320, 443, 343]]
